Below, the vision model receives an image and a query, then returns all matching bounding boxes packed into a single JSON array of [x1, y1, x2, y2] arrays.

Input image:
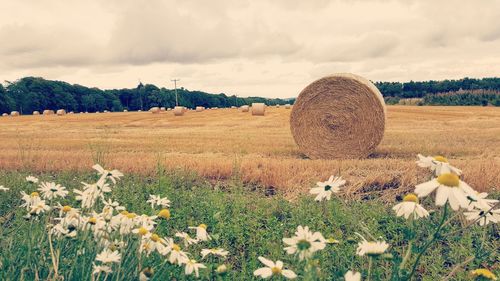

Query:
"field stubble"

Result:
[[0, 106, 498, 199]]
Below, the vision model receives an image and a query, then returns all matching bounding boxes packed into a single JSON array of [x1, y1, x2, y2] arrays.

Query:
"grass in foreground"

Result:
[[0, 170, 498, 280]]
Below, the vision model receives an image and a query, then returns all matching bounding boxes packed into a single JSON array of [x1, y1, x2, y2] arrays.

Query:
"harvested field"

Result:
[[0, 106, 498, 199]]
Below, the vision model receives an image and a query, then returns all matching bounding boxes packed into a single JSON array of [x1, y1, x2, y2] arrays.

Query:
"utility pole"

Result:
[[171, 79, 180, 106]]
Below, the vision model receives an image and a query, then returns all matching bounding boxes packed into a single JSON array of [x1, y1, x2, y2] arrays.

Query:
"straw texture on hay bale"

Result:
[[43, 110, 55, 115], [56, 109, 66, 116], [290, 73, 385, 159], [195, 106, 204, 112], [150, 107, 160, 114], [10, 111, 20, 116], [251, 103, 266, 116], [284, 104, 291, 109], [33, 111, 40, 115], [173, 106, 185, 116], [240, 105, 249, 112]]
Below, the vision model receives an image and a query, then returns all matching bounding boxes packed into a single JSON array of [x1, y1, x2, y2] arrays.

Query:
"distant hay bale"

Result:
[[43, 110, 54, 115], [231, 106, 236, 109], [10, 111, 20, 116], [167, 108, 172, 111], [124, 109, 128, 112], [196, 106, 204, 112], [2, 113, 8, 117], [150, 107, 160, 114], [251, 103, 266, 116], [56, 109, 66, 116], [240, 105, 249, 112], [69, 111, 74, 114], [104, 110, 108, 113], [160, 107, 166, 112], [33, 111, 40, 115], [173, 106, 185, 116], [290, 73, 386, 159], [285, 104, 291, 109], [276, 104, 280, 108]]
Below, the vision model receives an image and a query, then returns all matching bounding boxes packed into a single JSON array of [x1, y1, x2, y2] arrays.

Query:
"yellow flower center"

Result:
[[137, 227, 148, 236], [126, 213, 137, 219], [30, 192, 39, 197], [88, 217, 97, 224], [120, 210, 129, 216], [199, 223, 207, 229], [271, 267, 282, 275], [62, 205, 72, 212], [158, 209, 171, 219], [172, 243, 181, 251], [472, 268, 497, 280], [433, 155, 448, 163], [437, 173, 460, 187], [403, 193, 419, 203], [151, 234, 160, 242]]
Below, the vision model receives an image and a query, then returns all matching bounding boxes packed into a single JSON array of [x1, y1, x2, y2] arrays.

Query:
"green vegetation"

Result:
[[0, 170, 497, 280], [0, 77, 292, 114]]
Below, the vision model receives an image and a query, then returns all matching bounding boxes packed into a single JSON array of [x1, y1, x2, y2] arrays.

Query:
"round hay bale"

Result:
[[124, 109, 128, 112], [10, 111, 20, 116], [150, 107, 160, 114], [276, 104, 281, 108], [251, 103, 266, 116], [56, 109, 66, 116], [43, 110, 55, 115], [284, 104, 291, 109], [173, 106, 185, 116], [69, 111, 74, 114], [160, 107, 166, 112], [167, 108, 172, 111], [240, 105, 249, 112], [195, 106, 204, 112], [33, 111, 40, 115], [290, 73, 385, 159], [2, 113, 8, 117], [104, 110, 109, 113]]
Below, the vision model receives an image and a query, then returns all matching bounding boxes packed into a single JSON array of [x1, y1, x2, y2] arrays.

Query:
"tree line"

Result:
[[1, 76, 500, 114], [0, 77, 293, 114]]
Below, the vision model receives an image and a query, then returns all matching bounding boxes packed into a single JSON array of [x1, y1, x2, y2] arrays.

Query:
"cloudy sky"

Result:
[[1, 0, 499, 98]]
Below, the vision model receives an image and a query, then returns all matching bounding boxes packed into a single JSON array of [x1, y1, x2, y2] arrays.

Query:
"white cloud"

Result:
[[0, 0, 499, 98]]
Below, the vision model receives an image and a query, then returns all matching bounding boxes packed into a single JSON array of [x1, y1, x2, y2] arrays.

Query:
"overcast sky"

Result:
[[1, 0, 499, 98]]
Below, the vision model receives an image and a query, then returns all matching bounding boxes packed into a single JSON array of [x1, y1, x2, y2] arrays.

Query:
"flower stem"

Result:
[[399, 240, 413, 271], [367, 256, 373, 281], [407, 204, 448, 280]]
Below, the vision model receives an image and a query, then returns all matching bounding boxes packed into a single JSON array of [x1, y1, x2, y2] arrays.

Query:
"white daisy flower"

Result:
[[95, 248, 121, 263], [392, 193, 430, 220], [20, 191, 40, 210], [201, 248, 229, 259], [146, 194, 171, 209], [0, 185, 9, 192], [188, 224, 211, 241], [184, 259, 206, 278], [414, 173, 476, 211], [51, 223, 77, 238], [253, 256, 297, 279], [345, 270, 361, 281], [356, 234, 389, 257], [464, 208, 500, 226], [38, 182, 68, 200], [309, 175, 346, 202], [93, 164, 123, 184], [416, 154, 462, 176], [29, 197, 51, 216], [175, 232, 198, 247], [466, 191, 499, 211], [26, 176, 39, 183], [92, 263, 112, 275], [283, 225, 326, 260], [161, 238, 189, 265]]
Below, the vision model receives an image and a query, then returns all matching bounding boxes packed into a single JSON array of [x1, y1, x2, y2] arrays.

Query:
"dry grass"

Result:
[[0, 106, 498, 199]]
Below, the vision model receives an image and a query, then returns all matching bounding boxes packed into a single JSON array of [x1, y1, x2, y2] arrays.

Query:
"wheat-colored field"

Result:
[[0, 106, 498, 199]]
